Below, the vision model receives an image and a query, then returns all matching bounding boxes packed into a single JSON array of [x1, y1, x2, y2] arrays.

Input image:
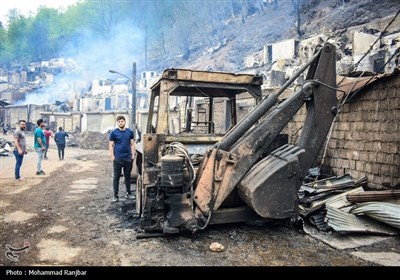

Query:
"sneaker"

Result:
[[17, 177, 26, 181], [125, 194, 135, 200], [36, 171, 46, 175], [111, 196, 119, 203]]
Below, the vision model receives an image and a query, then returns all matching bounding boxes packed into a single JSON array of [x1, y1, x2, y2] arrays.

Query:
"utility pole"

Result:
[[144, 25, 148, 71], [108, 63, 137, 132], [131, 62, 137, 132]]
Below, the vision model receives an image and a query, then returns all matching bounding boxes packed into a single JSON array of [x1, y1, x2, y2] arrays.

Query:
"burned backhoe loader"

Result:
[[136, 43, 337, 234]]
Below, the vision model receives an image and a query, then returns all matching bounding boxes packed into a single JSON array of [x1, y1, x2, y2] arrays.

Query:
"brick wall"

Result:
[[287, 73, 399, 188]]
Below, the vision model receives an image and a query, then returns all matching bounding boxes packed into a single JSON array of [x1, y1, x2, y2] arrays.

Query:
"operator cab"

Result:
[[144, 68, 263, 154]]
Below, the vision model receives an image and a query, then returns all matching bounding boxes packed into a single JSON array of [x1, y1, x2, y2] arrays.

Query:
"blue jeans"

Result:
[[36, 148, 44, 172], [13, 150, 24, 179]]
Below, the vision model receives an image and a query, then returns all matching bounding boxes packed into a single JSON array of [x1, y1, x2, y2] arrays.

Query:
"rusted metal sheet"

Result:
[[347, 190, 400, 203], [159, 69, 263, 85], [165, 135, 223, 144], [336, 75, 380, 95], [156, 82, 170, 134]]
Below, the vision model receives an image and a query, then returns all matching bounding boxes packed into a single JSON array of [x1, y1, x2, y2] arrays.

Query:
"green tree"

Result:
[[28, 7, 62, 60], [0, 22, 7, 64], [6, 9, 32, 64]]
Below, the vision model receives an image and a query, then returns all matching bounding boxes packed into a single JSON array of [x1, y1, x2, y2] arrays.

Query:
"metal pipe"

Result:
[[219, 48, 322, 151]]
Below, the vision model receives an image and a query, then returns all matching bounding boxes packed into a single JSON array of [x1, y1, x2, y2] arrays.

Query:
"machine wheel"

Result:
[[136, 174, 142, 217]]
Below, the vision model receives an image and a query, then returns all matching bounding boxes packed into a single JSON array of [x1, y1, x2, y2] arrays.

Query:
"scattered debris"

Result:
[[300, 173, 400, 236], [67, 131, 109, 150], [209, 242, 224, 252], [0, 138, 13, 156]]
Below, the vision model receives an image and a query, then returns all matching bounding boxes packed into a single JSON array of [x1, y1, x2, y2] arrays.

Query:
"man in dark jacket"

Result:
[[54, 127, 69, 160]]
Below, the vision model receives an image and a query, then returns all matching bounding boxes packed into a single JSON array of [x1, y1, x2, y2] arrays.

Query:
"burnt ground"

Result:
[[0, 141, 398, 267]]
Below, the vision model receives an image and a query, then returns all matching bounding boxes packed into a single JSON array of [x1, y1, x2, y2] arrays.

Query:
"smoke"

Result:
[[21, 19, 144, 106], [17, 76, 75, 105], [63, 20, 145, 80]]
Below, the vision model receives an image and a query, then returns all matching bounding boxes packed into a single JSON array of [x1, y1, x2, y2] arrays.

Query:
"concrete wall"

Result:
[[41, 113, 81, 132], [272, 39, 298, 62], [82, 111, 130, 133], [5, 104, 49, 128]]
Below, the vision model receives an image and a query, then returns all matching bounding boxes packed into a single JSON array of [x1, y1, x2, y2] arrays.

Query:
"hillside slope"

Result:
[[150, 0, 400, 72]]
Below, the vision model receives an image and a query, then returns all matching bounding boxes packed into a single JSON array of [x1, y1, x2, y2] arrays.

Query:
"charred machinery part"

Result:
[[160, 155, 194, 233], [238, 144, 305, 219], [194, 43, 336, 217], [139, 43, 337, 234], [160, 155, 184, 189], [219, 47, 322, 151]]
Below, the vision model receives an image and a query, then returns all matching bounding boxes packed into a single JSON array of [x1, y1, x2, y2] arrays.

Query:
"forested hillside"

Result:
[[0, 0, 399, 75]]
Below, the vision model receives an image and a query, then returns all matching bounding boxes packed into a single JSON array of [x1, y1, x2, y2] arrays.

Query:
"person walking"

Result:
[[34, 119, 46, 175], [44, 127, 52, 159], [2, 122, 9, 135], [13, 120, 27, 181], [109, 115, 135, 202], [54, 127, 69, 160]]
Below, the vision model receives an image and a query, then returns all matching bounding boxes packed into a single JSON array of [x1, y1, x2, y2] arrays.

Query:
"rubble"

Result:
[[0, 138, 13, 156], [67, 131, 110, 150], [299, 173, 400, 236]]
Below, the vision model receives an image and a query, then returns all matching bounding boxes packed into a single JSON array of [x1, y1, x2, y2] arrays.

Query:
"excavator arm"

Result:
[[194, 43, 336, 219]]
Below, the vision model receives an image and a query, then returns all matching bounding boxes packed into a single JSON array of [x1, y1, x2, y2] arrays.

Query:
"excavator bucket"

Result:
[[238, 145, 305, 219]]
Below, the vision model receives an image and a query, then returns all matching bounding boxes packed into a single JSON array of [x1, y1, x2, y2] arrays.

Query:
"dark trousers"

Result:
[[57, 144, 65, 159], [13, 150, 24, 179], [113, 158, 133, 197]]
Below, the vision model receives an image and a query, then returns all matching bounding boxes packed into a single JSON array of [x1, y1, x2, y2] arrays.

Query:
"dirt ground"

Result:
[[0, 133, 397, 267]]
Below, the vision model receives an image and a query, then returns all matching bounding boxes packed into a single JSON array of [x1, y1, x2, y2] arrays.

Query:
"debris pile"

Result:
[[67, 131, 109, 150], [299, 174, 400, 236], [0, 138, 12, 156]]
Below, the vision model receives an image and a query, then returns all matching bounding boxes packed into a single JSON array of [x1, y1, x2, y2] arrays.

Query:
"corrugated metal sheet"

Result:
[[350, 202, 400, 230], [337, 74, 382, 95], [325, 187, 364, 209], [325, 206, 399, 235], [309, 212, 331, 232]]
